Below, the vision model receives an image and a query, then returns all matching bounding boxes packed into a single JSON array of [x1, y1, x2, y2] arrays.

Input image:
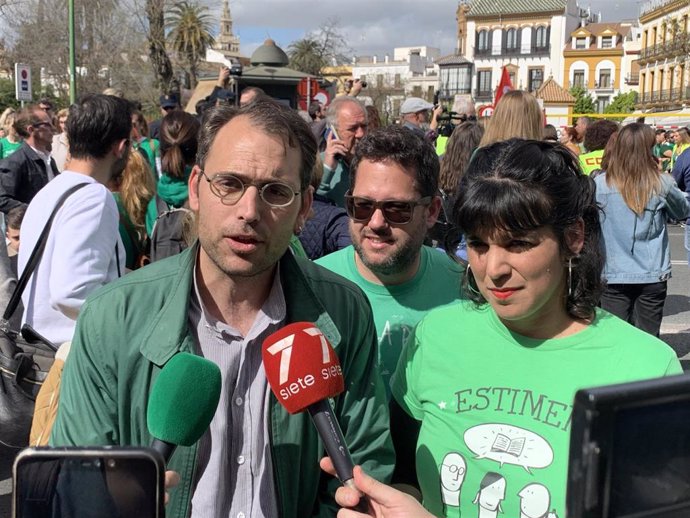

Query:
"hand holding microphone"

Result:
[[262, 322, 369, 513]]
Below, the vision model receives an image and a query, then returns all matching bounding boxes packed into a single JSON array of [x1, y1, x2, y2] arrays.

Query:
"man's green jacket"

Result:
[[51, 244, 395, 517]]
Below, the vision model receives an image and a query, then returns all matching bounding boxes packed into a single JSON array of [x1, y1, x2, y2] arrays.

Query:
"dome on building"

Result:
[[250, 38, 289, 67]]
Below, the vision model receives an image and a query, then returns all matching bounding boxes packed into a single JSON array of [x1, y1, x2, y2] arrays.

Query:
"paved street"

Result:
[[0, 227, 689, 516]]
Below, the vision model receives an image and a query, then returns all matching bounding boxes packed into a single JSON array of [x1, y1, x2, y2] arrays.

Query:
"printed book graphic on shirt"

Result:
[[463, 424, 554, 472], [472, 472, 506, 518], [440, 452, 467, 507]]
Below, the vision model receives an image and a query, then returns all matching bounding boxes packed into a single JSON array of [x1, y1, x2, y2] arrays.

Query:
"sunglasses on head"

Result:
[[344, 194, 432, 225]]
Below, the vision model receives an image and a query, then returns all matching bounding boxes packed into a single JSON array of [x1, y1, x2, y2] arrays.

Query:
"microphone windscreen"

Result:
[[262, 322, 344, 414], [147, 352, 222, 447]]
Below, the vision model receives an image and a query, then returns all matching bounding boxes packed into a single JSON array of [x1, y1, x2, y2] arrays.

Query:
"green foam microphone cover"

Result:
[[147, 352, 222, 446]]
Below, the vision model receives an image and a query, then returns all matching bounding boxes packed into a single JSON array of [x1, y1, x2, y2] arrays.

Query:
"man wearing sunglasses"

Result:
[[317, 126, 463, 398], [0, 105, 59, 214], [51, 100, 394, 517]]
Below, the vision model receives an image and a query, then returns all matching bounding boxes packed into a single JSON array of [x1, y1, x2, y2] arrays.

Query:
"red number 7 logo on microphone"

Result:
[[266, 326, 331, 385]]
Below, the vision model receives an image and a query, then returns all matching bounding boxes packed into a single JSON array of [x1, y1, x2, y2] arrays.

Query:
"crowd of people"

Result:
[[0, 82, 688, 518]]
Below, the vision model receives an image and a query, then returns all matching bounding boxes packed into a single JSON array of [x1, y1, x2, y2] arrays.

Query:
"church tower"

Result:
[[214, 0, 241, 58]]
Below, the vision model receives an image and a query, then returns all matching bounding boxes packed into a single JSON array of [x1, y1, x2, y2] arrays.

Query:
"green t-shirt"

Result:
[[0, 137, 22, 159], [653, 142, 674, 171], [391, 303, 681, 518], [317, 245, 463, 397]]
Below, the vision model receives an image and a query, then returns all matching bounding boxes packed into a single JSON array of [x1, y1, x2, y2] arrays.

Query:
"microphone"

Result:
[[262, 322, 367, 510], [147, 352, 222, 463]]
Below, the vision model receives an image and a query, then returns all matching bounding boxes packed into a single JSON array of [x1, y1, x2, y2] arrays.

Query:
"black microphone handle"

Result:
[[150, 439, 176, 465], [308, 399, 370, 513]]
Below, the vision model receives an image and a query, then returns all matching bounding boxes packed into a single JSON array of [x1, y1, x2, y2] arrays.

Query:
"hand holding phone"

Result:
[[13, 447, 165, 518], [324, 124, 347, 169]]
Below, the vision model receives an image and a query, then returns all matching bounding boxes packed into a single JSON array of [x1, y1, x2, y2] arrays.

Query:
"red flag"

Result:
[[494, 66, 514, 107]]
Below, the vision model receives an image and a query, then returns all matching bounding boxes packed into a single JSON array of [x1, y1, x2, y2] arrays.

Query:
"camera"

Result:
[[226, 58, 243, 77], [346, 78, 367, 90]]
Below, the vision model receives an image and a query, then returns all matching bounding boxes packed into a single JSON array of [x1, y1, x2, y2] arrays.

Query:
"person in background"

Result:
[[559, 126, 581, 156], [366, 105, 382, 131], [653, 128, 674, 172], [575, 116, 591, 149], [149, 93, 181, 140], [19, 94, 130, 347], [5, 205, 25, 277], [145, 111, 200, 237], [579, 119, 619, 175], [317, 96, 368, 207], [131, 109, 160, 180], [597, 123, 688, 337], [479, 90, 543, 147], [0, 105, 58, 214], [52, 108, 70, 172], [0, 109, 22, 159], [239, 86, 266, 106], [433, 121, 484, 254], [387, 139, 681, 518], [111, 150, 156, 270], [543, 124, 558, 142], [317, 126, 462, 398], [298, 155, 351, 260], [670, 127, 690, 170], [399, 97, 435, 138], [308, 101, 325, 122], [671, 127, 690, 267]]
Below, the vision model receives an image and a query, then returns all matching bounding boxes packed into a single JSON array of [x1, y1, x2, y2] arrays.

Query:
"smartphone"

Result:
[[13, 447, 165, 518], [326, 123, 341, 141]]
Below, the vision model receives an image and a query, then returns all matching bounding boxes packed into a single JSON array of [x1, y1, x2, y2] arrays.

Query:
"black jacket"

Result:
[[0, 142, 59, 213]]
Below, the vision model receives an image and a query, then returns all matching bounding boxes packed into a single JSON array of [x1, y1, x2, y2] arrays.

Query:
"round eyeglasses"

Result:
[[200, 171, 302, 208], [344, 194, 432, 225]]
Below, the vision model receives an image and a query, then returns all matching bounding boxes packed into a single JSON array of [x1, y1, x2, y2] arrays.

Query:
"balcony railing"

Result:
[[475, 89, 493, 100], [625, 74, 640, 85], [640, 33, 690, 60], [638, 87, 690, 104], [472, 45, 551, 58]]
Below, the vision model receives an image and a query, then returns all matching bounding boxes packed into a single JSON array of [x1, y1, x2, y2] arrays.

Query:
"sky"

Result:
[[223, 0, 642, 59]]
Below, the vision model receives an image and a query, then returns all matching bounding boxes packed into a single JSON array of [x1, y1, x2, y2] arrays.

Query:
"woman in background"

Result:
[[478, 90, 543, 147], [111, 151, 156, 269], [52, 108, 70, 172], [597, 123, 689, 336], [0, 109, 22, 159], [559, 126, 581, 156]]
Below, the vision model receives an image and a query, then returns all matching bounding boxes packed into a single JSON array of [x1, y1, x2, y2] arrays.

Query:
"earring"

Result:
[[295, 225, 303, 235], [465, 264, 482, 297], [568, 257, 574, 297]]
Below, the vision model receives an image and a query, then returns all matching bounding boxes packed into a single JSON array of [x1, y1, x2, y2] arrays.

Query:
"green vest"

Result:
[[579, 149, 605, 175]]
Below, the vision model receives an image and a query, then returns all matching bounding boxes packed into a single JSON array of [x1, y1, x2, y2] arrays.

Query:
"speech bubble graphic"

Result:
[[464, 423, 553, 473]]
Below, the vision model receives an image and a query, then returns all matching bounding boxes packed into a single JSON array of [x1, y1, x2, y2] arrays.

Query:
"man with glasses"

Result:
[[0, 105, 59, 214], [51, 100, 394, 518], [317, 126, 462, 398]]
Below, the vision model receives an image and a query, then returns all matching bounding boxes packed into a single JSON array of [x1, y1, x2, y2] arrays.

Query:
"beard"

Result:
[[352, 228, 425, 277]]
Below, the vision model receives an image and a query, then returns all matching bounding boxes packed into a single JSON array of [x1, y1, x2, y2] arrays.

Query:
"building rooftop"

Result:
[[565, 23, 631, 50], [536, 77, 576, 104], [468, 0, 567, 17], [435, 54, 473, 66]]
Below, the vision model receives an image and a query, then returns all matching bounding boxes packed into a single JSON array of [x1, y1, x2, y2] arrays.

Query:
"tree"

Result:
[[603, 91, 638, 121], [569, 85, 595, 123], [288, 18, 351, 75], [146, 0, 175, 94], [6, 0, 154, 102], [166, 0, 214, 89], [288, 37, 327, 76]]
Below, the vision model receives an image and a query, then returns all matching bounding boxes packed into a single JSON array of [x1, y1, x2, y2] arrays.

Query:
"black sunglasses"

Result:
[[345, 194, 432, 225]]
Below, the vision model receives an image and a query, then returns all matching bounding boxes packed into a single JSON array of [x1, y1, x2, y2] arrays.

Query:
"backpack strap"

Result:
[[2, 183, 89, 328]]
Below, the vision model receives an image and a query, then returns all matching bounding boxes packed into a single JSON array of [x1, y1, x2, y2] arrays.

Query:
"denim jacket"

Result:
[[595, 172, 689, 283]]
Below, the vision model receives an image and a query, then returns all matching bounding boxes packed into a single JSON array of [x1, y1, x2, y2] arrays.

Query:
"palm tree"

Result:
[[166, 0, 215, 88], [288, 37, 328, 76]]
